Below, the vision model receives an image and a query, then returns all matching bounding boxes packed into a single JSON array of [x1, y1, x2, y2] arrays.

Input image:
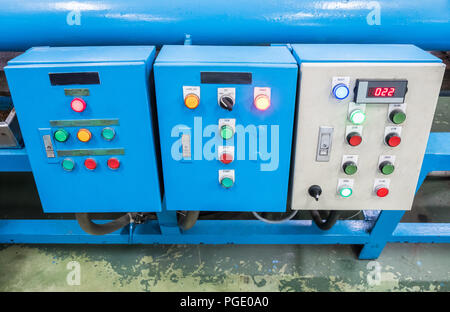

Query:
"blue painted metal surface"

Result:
[[154, 45, 298, 211], [0, 1, 449, 51], [4, 46, 162, 213]]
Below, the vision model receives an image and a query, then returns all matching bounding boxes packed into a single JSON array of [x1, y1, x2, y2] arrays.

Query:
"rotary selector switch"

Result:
[[219, 95, 235, 111]]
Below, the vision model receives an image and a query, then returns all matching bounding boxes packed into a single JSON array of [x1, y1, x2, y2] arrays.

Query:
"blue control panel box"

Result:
[[154, 46, 298, 211], [5, 46, 162, 213]]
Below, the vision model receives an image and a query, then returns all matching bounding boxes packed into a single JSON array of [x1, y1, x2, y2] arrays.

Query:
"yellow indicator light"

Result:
[[77, 128, 92, 142], [184, 94, 200, 109], [254, 94, 270, 111]]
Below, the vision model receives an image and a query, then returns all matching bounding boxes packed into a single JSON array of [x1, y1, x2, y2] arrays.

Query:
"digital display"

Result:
[[355, 79, 407, 104], [367, 87, 396, 97]]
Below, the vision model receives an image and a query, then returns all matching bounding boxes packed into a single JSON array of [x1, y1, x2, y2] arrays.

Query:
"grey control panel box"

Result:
[[290, 45, 445, 211]]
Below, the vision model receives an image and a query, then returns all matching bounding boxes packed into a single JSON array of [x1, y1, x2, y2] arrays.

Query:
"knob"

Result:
[[343, 161, 358, 175], [308, 185, 322, 201], [379, 161, 395, 175], [346, 132, 362, 146], [385, 133, 401, 147], [332, 83, 349, 100], [219, 95, 235, 111], [338, 185, 353, 198], [389, 110, 406, 124], [376, 186, 389, 197]]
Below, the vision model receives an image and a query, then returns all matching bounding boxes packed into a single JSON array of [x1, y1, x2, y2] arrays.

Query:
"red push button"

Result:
[[71, 98, 86, 113], [219, 153, 233, 164], [107, 157, 120, 170], [376, 187, 389, 198], [84, 158, 97, 170], [386, 133, 401, 147], [347, 132, 362, 146]]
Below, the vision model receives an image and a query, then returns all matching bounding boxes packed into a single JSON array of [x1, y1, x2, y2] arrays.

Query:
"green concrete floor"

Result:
[[0, 98, 449, 292]]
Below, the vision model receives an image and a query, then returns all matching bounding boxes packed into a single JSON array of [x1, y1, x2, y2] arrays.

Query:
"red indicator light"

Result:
[[368, 87, 396, 97], [219, 153, 233, 164], [71, 98, 86, 112], [376, 187, 389, 198], [84, 158, 97, 170], [107, 158, 120, 170], [386, 133, 401, 147], [347, 132, 362, 146]]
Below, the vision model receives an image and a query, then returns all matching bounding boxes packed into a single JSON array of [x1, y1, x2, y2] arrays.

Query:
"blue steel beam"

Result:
[[0, 0, 449, 51]]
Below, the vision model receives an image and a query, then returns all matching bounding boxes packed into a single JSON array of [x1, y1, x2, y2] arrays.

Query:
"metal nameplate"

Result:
[[50, 119, 119, 127], [57, 148, 125, 157], [64, 88, 90, 96]]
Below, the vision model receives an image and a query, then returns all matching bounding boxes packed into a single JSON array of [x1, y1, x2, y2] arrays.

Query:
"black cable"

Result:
[[310, 210, 340, 231], [178, 211, 199, 231], [76, 213, 135, 235]]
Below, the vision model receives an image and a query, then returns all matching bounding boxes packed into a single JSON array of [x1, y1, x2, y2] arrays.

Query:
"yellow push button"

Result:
[[77, 128, 92, 142], [184, 94, 199, 109]]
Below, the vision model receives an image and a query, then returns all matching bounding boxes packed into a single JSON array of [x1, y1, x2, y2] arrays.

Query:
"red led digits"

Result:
[[368, 87, 396, 97]]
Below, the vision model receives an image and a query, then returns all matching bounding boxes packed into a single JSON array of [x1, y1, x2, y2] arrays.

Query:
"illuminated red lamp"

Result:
[[71, 98, 86, 113]]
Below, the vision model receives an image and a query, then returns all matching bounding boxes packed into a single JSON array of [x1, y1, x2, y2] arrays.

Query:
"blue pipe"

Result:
[[0, 0, 449, 51]]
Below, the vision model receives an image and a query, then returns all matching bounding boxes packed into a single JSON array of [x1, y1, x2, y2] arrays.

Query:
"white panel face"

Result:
[[291, 62, 445, 210]]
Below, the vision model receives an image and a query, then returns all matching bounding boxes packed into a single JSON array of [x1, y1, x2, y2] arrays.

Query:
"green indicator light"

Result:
[[54, 129, 69, 142], [350, 110, 366, 125], [220, 177, 234, 188], [340, 187, 353, 198], [391, 111, 406, 124], [101, 127, 115, 141], [220, 125, 234, 140], [62, 158, 75, 171], [380, 162, 395, 175], [344, 163, 358, 175]]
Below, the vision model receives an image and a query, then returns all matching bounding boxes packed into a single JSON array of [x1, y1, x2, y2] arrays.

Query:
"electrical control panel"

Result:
[[5, 46, 162, 213], [154, 46, 298, 211], [290, 44, 445, 211]]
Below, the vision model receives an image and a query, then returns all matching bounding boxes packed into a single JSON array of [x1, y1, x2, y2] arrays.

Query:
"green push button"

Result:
[[62, 158, 75, 171], [220, 125, 234, 140], [220, 177, 234, 188], [390, 110, 406, 124], [101, 127, 115, 141], [343, 162, 358, 175], [380, 161, 395, 175], [54, 129, 69, 142]]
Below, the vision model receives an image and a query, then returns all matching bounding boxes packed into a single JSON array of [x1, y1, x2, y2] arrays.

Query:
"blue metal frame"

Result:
[[0, 132, 449, 259]]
